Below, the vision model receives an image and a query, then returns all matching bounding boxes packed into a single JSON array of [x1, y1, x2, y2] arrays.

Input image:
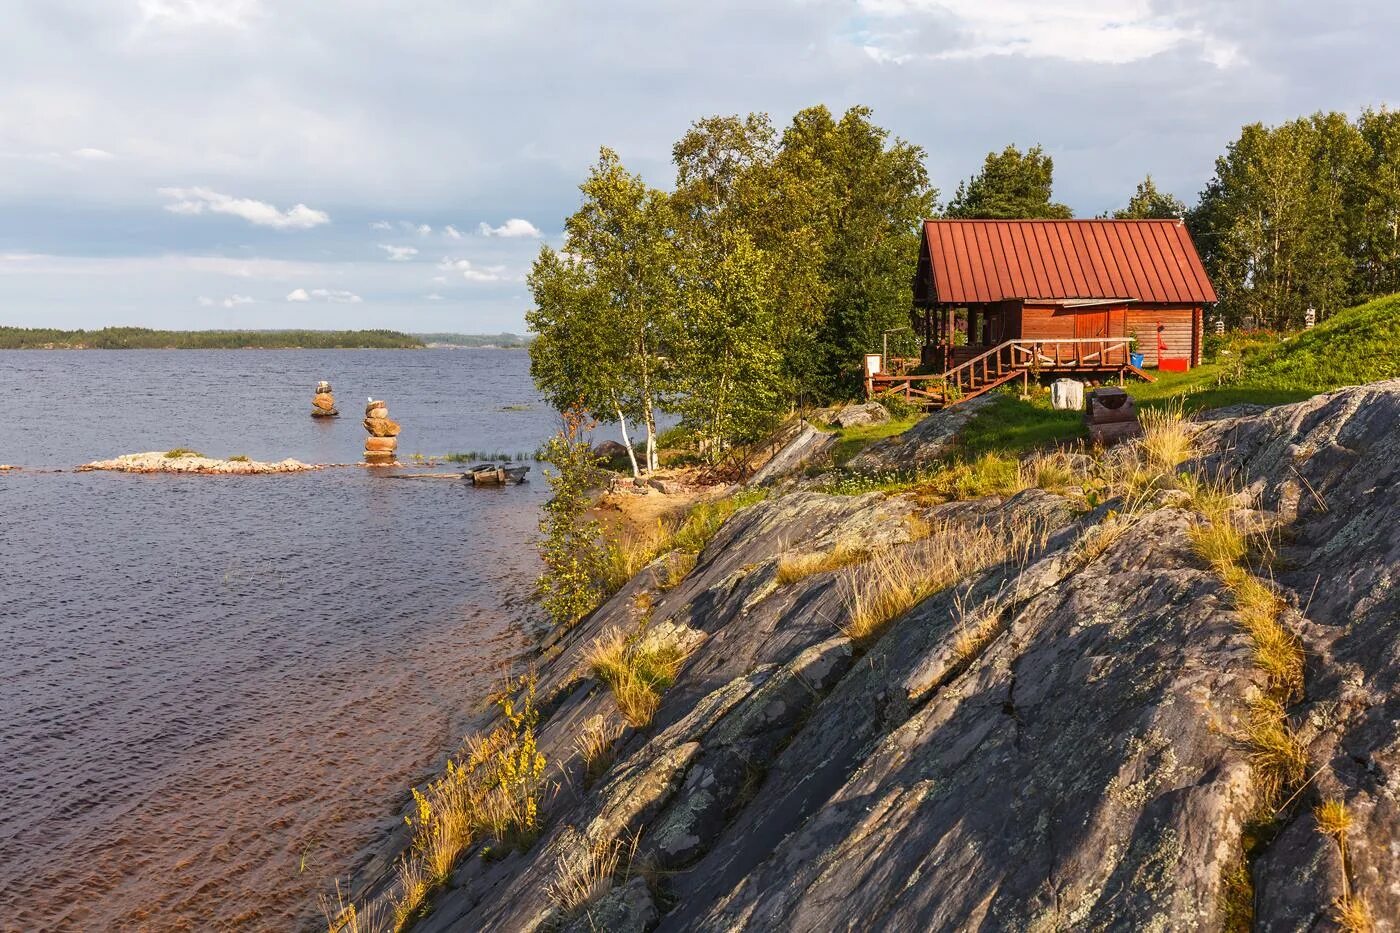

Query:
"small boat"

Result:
[[463, 462, 530, 486]]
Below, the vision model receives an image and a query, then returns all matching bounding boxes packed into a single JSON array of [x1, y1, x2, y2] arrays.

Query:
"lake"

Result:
[[0, 349, 564, 930]]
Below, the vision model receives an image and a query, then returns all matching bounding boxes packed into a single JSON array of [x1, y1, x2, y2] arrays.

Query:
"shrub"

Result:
[[874, 389, 919, 420], [164, 447, 203, 459], [228, 454, 251, 463], [536, 404, 608, 629]]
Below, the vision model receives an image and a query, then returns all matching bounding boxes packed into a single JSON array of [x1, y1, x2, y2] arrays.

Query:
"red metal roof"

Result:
[[921, 219, 1217, 305]]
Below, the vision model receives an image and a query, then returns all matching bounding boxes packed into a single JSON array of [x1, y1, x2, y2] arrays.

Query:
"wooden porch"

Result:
[[866, 337, 1153, 410]]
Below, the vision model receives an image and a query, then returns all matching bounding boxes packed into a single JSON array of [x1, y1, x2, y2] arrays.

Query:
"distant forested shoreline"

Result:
[[0, 327, 426, 349]]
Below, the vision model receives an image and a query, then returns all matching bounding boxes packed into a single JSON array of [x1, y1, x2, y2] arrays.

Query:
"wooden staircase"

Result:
[[867, 338, 1154, 411]]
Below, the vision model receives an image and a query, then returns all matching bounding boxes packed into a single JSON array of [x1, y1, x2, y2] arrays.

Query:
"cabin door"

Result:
[[1074, 307, 1125, 365]]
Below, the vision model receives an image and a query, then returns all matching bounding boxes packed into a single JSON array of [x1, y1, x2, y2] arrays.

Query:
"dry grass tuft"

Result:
[[1315, 797, 1352, 839], [776, 539, 870, 585], [843, 516, 1047, 646], [546, 828, 638, 919], [1333, 894, 1375, 933], [950, 588, 1005, 663], [601, 521, 670, 592], [1241, 696, 1308, 807], [1019, 450, 1081, 491], [904, 512, 935, 542], [1074, 511, 1134, 566], [658, 551, 697, 589], [574, 714, 622, 785], [391, 856, 431, 931], [321, 881, 388, 933], [1189, 518, 1249, 570], [1177, 471, 1236, 521], [1140, 401, 1194, 472], [586, 626, 694, 727]]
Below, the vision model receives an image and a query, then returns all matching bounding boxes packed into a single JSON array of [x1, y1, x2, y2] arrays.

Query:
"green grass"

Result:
[[828, 415, 923, 466], [670, 488, 768, 554], [951, 294, 1400, 454], [957, 390, 1085, 456]]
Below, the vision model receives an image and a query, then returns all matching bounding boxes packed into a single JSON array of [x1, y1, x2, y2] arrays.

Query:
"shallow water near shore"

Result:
[[0, 349, 561, 930]]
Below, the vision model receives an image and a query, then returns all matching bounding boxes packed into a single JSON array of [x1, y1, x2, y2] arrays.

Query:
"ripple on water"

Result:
[[0, 350, 562, 929]]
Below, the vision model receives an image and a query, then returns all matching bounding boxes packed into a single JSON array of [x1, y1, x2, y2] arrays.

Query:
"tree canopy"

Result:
[[1187, 110, 1398, 328], [945, 144, 1072, 219], [529, 105, 934, 468], [1113, 175, 1186, 219]]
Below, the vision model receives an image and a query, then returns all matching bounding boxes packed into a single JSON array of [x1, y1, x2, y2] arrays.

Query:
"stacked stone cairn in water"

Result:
[[311, 380, 339, 418], [363, 398, 401, 464]]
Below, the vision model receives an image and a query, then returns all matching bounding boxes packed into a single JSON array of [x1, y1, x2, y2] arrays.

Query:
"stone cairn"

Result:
[[363, 398, 401, 464], [311, 380, 339, 418]]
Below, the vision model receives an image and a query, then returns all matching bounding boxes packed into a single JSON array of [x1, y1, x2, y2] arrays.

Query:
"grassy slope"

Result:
[[875, 293, 1400, 462]]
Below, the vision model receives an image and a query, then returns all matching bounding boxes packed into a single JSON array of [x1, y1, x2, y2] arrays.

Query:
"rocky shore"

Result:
[[344, 380, 1399, 932], [78, 452, 319, 474]]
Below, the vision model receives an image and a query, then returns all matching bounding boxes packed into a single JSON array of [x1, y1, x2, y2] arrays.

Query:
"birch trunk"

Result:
[[614, 402, 641, 478]]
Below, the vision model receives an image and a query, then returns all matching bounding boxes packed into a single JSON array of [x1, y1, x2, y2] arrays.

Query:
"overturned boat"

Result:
[[463, 462, 530, 486]]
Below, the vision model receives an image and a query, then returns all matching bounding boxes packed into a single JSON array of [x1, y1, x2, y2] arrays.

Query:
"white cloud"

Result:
[[443, 224, 463, 239], [72, 147, 115, 160], [370, 220, 393, 230], [287, 287, 361, 303], [425, 292, 445, 300], [441, 258, 507, 282], [198, 293, 255, 308], [478, 217, 541, 238], [857, 0, 1237, 67], [415, 223, 432, 236], [431, 275, 447, 284], [159, 187, 330, 229], [138, 0, 260, 30], [379, 244, 419, 261]]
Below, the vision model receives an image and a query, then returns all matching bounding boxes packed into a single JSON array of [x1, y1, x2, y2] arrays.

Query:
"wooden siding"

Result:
[[1127, 307, 1195, 367]]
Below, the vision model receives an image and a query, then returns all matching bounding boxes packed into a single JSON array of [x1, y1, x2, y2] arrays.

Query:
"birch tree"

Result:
[[528, 148, 677, 473]]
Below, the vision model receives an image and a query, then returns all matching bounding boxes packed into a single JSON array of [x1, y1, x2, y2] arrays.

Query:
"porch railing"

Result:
[[866, 338, 1143, 409]]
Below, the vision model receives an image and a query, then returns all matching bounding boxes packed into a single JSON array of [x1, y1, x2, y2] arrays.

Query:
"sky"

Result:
[[1, 1, 1396, 333]]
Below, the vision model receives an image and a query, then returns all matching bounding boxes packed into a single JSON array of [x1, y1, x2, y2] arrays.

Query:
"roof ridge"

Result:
[[923, 217, 1183, 223]]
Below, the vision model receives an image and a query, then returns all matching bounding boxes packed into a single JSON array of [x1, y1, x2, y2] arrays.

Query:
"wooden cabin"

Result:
[[870, 219, 1217, 409]]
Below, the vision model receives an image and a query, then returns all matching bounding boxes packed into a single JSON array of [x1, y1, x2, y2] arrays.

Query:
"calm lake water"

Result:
[[0, 350, 564, 930]]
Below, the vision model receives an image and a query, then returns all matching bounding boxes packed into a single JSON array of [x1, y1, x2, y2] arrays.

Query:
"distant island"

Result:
[[413, 332, 533, 349], [0, 326, 426, 350]]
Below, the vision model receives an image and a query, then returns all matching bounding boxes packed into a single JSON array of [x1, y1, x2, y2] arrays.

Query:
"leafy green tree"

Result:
[[535, 404, 607, 629], [1188, 114, 1364, 328], [672, 113, 828, 401], [776, 105, 937, 396], [945, 144, 1073, 219], [528, 148, 679, 472], [1354, 107, 1400, 298], [672, 228, 787, 461], [1113, 175, 1186, 219]]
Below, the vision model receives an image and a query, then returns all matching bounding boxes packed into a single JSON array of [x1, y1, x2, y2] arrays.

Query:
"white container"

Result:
[[1050, 378, 1085, 411]]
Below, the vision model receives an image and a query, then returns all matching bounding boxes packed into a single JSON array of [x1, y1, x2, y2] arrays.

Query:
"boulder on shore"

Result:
[[833, 401, 890, 428]]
